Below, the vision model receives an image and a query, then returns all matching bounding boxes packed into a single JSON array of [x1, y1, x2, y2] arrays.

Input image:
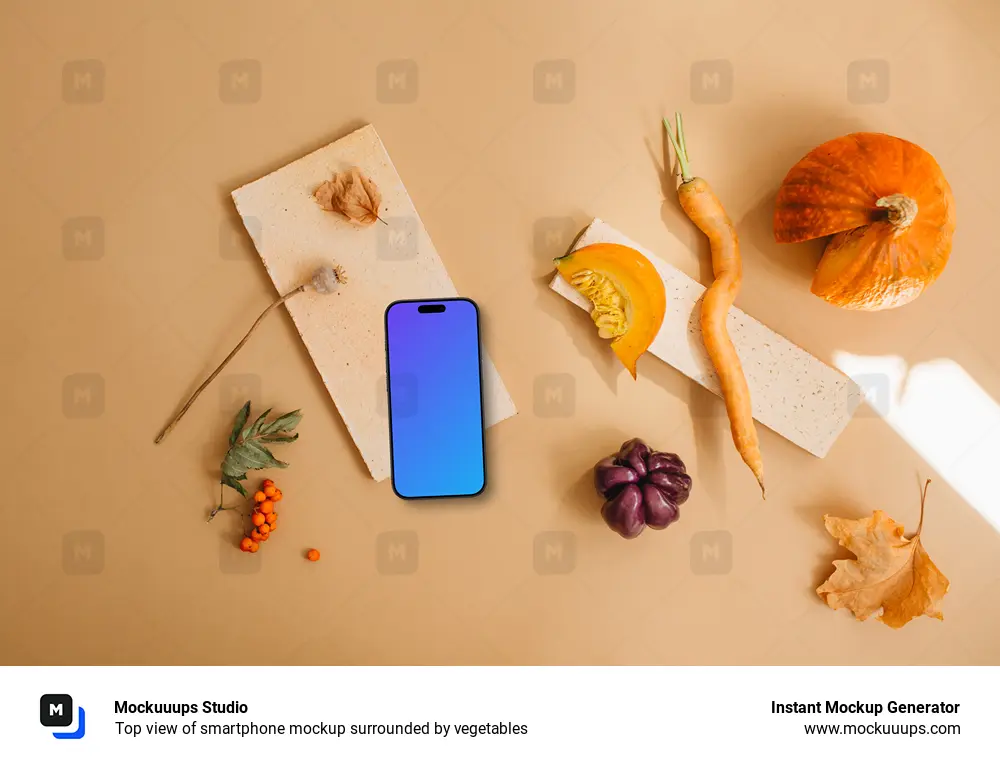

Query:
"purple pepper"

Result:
[[593, 438, 692, 539]]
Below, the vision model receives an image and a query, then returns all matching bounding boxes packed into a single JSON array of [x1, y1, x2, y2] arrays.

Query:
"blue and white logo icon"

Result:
[[40, 694, 86, 739]]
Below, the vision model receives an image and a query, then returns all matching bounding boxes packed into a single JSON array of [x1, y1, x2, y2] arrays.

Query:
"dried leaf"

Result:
[[221, 473, 249, 498], [257, 443, 289, 468], [221, 448, 250, 478], [240, 441, 288, 470], [817, 480, 949, 629], [218, 404, 302, 500], [261, 409, 302, 435], [260, 433, 299, 444], [244, 408, 272, 440], [228, 443, 269, 472], [314, 167, 382, 225], [229, 401, 251, 448]]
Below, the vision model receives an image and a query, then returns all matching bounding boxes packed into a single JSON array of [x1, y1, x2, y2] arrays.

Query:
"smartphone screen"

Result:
[[384, 298, 486, 499]]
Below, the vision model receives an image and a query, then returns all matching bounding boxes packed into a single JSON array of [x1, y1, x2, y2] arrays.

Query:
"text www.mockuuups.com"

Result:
[[773, 700, 963, 737], [803, 722, 960, 736]]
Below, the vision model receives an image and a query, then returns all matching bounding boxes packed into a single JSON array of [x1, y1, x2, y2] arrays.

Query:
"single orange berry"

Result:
[[239, 537, 253, 552], [272, 490, 283, 502], [262, 479, 274, 488], [259, 531, 270, 541], [265, 512, 277, 525], [251, 512, 266, 527], [306, 549, 320, 562], [264, 486, 278, 498], [253, 491, 267, 503], [249, 541, 260, 553], [259, 500, 274, 514], [267, 522, 276, 532], [251, 530, 262, 542], [258, 523, 270, 534]]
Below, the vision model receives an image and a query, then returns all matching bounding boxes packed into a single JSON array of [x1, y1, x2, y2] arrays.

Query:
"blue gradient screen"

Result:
[[385, 299, 485, 498]]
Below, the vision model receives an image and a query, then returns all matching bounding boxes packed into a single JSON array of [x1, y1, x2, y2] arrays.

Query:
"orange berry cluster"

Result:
[[239, 479, 283, 553]]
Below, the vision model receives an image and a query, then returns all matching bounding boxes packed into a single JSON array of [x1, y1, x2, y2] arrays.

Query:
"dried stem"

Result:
[[154, 285, 307, 444], [916, 478, 931, 537]]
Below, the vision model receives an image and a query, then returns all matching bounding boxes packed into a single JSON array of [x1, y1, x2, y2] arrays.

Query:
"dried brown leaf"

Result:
[[816, 480, 949, 629], [314, 167, 382, 226]]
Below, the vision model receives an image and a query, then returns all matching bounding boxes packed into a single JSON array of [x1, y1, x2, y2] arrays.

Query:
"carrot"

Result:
[[664, 113, 765, 497]]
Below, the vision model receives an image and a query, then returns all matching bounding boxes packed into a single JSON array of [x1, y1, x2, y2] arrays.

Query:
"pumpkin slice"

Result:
[[555, 243, 666, 378]]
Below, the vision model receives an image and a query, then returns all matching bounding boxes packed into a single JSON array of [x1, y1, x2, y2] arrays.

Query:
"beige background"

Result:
[[2, 0, 999, 665]]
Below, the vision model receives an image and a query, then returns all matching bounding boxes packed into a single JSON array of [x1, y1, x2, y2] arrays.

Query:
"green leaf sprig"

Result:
[[209, 401, 302, 519]]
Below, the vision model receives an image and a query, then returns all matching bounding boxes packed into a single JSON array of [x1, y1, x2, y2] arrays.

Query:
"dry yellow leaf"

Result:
[[314, 167, 382, 225], [816, 480, 949, 629]]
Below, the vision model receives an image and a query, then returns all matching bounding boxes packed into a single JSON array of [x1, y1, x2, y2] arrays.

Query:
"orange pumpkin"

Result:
[[774, 133, 955, 311]]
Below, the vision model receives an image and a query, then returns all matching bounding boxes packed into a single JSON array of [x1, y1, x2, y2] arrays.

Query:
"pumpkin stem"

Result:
[[876, 194, 918, 229]]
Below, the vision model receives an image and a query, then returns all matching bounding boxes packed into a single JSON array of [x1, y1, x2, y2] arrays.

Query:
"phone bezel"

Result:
[[383, 297, 488, 500]]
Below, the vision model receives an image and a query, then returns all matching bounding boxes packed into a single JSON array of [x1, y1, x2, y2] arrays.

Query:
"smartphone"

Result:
[[384, 298, 486, 499]]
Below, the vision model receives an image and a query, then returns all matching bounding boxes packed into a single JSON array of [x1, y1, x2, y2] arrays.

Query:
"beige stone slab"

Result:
[[549, 219, 861, 458], [231, 124, 517, 481]]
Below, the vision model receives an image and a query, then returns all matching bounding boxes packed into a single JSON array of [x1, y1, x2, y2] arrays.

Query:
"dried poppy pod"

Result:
[[154, 264, 346, 444]]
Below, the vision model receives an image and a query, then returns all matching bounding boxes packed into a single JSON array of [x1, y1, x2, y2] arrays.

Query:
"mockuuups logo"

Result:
[[40, 694, 86, 739]]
